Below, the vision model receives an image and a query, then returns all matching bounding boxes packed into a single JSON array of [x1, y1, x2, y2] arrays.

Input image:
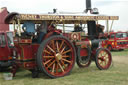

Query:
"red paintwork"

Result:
[[19, 39, 32, 44], [0, 32, 12, 61], [80, 48, 88, 56], [0, 7, 9, 31], [13, 29, 62, 70], [14, 44, 39, 69], [63, 32, 81, 41], [43, 29, 62, 40], [0, 7, 10, 61], [102, 32, 128, 50]]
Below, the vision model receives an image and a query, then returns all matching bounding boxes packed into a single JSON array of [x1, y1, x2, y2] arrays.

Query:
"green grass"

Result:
[[111, 49, 128, 56], [0, 50, 128, 85]]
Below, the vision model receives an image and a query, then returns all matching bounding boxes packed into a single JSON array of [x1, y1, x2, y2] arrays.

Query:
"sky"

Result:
[[0, 0, 128, 32]]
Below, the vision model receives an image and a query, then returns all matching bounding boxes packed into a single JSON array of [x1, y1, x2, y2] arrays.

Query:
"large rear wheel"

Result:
[[95, 48, 112, 70], [37, 35, 76, 78]]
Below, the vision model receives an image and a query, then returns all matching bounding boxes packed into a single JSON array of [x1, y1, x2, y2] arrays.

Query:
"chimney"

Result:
[[0, 7, 9, 31], [85, 0, 92, 13]]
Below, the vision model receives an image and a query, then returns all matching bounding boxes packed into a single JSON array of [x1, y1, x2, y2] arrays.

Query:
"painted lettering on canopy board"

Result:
[[19, 14, 119, 20]]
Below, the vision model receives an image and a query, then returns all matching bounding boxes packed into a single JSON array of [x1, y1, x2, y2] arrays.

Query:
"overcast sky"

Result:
[[0, 0, 128, 32]]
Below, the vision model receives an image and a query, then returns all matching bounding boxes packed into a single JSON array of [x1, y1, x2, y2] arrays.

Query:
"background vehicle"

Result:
[[0, 7, 12, 71], [102, 32, 128, 51], [1, 0, 118, 78]]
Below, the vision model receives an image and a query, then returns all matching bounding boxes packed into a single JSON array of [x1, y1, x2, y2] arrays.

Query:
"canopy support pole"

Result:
[[63, 21, 65, 33], [106, 20, 109, 34], [110, 20, 114, 32], [17, 19, 21, 36], [13, 20, 16, 36]]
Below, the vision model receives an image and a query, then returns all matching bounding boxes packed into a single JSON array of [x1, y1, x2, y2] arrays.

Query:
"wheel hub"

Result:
[[56, 53, 62, 60], [99, 57, 105, 61]]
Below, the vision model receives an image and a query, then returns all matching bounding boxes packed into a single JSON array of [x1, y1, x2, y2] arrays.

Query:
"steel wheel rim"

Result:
[[42, 37, 75, 77], [97, 49, 111, 69]]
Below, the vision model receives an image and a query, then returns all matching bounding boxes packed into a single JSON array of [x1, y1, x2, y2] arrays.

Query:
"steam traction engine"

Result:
[[3, 12, 118, 78]]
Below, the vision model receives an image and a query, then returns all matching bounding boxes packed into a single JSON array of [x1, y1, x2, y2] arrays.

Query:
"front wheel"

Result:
[[95, 48, 112, 70], [37, 35, 76, 78], [77, 59, 91, 68], [76, 46, 91, 68]]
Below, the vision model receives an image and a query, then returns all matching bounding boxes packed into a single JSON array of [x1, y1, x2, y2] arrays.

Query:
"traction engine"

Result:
[[0, 0, 118, 78]]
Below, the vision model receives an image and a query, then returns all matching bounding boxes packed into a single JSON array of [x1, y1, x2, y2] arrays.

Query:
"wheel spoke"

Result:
[[61, 46, 66, 53], [56, 41, 60, 52], [106, 58, 109, 62], [44, 56, 55, 58], [59, 41, 64, 50], [52, 63, 55, 73], [44, 50, 52, 55], [105, 54, 108, 58], [103, 51, 106, 55], [101, 52, 104, 57], [101, 51, 105, 56], [47, 45, 56, 53], [104, 60, 107, 65], [62, 49, 71, 55], [62, 58, 71, 64], [99, 60, 103, 65], [56, 63, 58, 73], [44, 59, 52, 65], [62, 56, 70, 58], [99, 54, 102, 58], [47, 60, 56, 68], [61, 60, 66, 68], [104, 56, 108, 60], [103, 61, 106, 67], [103, 52, 107, 56], [58, 62, 64, 72]]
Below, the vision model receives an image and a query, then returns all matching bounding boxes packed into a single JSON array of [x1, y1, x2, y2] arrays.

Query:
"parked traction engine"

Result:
[[4, 12, 118, 78]]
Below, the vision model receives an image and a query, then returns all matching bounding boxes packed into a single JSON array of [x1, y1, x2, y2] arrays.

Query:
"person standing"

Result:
[[37, 21, 47, 43]]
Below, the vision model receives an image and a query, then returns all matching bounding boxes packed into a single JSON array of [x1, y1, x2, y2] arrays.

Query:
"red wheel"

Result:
[[95, 48, 112, 70], [76, 46, 91, 68], [37, 35, 76, 78], [77, 59, 91, 68], [84, 59, 91, 67]]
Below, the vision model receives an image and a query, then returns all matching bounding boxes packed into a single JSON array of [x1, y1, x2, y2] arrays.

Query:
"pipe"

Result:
[[85, 0, 92, 13]]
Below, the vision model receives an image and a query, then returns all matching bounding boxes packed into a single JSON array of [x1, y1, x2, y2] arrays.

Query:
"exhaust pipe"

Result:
[[85, 0, 92, 13]]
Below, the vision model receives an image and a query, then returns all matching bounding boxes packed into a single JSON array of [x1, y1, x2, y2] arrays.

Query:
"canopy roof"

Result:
[[5, 12, 119, 24]]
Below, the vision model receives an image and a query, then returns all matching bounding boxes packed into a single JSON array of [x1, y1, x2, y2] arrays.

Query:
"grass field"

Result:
[[0, 49, 128, 85]]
